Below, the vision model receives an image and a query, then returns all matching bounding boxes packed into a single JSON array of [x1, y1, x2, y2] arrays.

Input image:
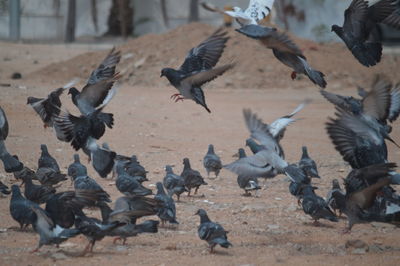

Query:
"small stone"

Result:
[[345, 239, 368, 249], [351, 248, 367, 255], [267, 224, 280, 230], [11, 72, 22, 79], [115, 245, 128, 251]]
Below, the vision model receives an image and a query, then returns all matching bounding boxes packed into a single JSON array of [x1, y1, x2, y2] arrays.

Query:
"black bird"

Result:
[[115, 160, 152, 197], [326, 179, 345, 217], [203, 144, 222, 178], [163, 165, 187, 201], [125, 155, 148, 179], [35, 167, 67, 186], [289, 181, 306, 206], [38, 144, 60, 173], [73, 174, 111, 203], [155, 182, 178, 226], [298, 146, 320, 179], [13, 163, 36, 184], [21, 175, 55, 204], [9, 185, 38, 229], [301, 185, 338, 225], [181, 158, 208, 196], [30, 206, 81, 253], [332, 0, 400, 67], [236, 24, 327, 88], [0, 106, 23, 172], [68, 153, 87, 180], [195, 209, 232, 253], [0, 180, 10, 196], [160, 28, 234, 112]]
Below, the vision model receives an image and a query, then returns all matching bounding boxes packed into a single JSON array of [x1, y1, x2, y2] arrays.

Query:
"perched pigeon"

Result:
[[115, 160, 152, 197], [301, 185, 338, 225], [236, 24, 326, 88], [67, 153, 87, 180], [30, 206, 81, 253], [224, 0, 275, 26], [203, 144, 222, 178], [0, 180, 10, 196], [102, 142, 130, 179], [21, 175, 56, 204], [289, 181, 306, 206], [326, 179, 345, 216], [332, 0, 400, 67], [13, 163, 36, 184], [195, 209, 232, 253], [163, 165, 187, 201], [235, 149, 261, 196], [38, 144, 60, 173], [9, 185, 38, 229], [125, 155, 148, 180], [87, 139, 116, 178], [181, 158, 208, 196], [160, 29, 234, 112], [0, 106, 23, 172], [298, 146, 320, 179], [155, 182, 178, 226]]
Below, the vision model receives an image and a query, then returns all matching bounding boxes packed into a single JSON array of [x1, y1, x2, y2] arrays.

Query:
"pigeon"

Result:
[[38, 144, 60, 173], [203, 144, 222, 178], [163, 165, 187, 201], [115, 160, 152, 197], [195, 209, 232, 253], [326, 179, 345, 217], [111, 196, 162, 221], [155, 182, 178, 226], [298, 146, 320, 179], [9, 185, 38, 229], [21, 175, 56, 204], [236, 24, 327, 88], [30, 205, 81, 253], [87, 139, 116, 178], [0, 106, 23, 172], [181, 158, 208, 196], [45, 189, 110, 229], [224, 109, 307, 183], [102, 142, 130, 179], [224, 0, 275, 26], [125, 155, 148, 180], [160, 28, 234, 112], [289, 180, 306, 206], [0, 180, 10, 196], [235, 149, 261, 196], [73, 174, 111, 203], [67, 153, 87, 180], [107, 219, 159, 245], [35, 167, 67, 186], [74, 209, 126, 255], [332, 0, 400, 67], [301, 185, 338, 225]]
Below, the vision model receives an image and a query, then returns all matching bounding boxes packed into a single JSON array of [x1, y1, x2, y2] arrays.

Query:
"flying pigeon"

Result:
[[181, 158, 208, 196], [155, 182, 179, 226], [163, 165, 187, 201], [0, 106, 23, 172], [236, 24, 327, 88], [30, 205, 81, 253], [203, 144, 222, 178], [9, 185, 38, 230], [195, 209, 232, 253], [224, 0, 275, 26], [298, 146, 320, 179], [235, 149, 261, 196], [332, 0, 400, 67], [160, 29, 234, 112]]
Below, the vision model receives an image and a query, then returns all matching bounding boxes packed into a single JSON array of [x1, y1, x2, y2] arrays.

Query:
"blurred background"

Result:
[[1, 0, 399, 43]]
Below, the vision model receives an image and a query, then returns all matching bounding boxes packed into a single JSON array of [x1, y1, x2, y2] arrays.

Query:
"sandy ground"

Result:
[[1, 27, 400, 266]]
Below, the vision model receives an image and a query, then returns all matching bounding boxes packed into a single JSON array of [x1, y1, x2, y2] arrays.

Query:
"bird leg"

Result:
[[297, 198, 301, 206], [113, 237, 122, 244], [209, 244, 216, 254], [291, 71, 297, 80], [177, 194, 180, 202], [122, 238, 127, 245], [174, 96, 184, 102], [89, 241, 95, 252], [170, 93, 184, 102], [194, 187, 199, 195], [187, 189, 191, 197], [30, 245, 40, 253], [81, 241, 93, 256], [312, 219, 321, 226]]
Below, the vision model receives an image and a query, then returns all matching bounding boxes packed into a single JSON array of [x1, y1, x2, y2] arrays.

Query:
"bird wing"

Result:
[[31, 205, 54, 229], [87, 47, 121, 85], [320, 90, 359, 112], [362, 75, 391, 121], [244, 0, 275, 22], [180, 63, 234, 89], [383, 7, 400, 29], [389, 83, 400, 122], [343, 0, 369, 38], [368, 0, 397, 23], [179, 29, 229, 74]]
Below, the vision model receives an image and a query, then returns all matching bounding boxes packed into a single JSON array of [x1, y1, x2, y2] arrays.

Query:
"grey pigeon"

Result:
[[13, 163, 36, 184], [236, 24, 326, 88], [107, 219, 159, 245], [326, 179, 345, 217], [0, 180, 10, 195], [0, 106, 23, 172], [38, 144, 60, 172], [195, 209, 232, 253], [301, 185, 338, 225], [203, 144, 222, 178], [155, 182, 178, 226], [102, 142, 130, 179], [21, 175, 56, 204], [73, 174, 111, 203], [35, 167, 67, 186], [298, 146, 320, 179], [235, 148, 261, 196], [9, 185, 38, 229], [163, 165, 187, 201], [125, 155, 148, 180], [67, 153, 87, 180], [30, 206, 81, 253], [160, 28, 234, 112], [115, 160, 152, 197], [181, 158, 208, 196], [332, 0, 400, 67], [111, 196, 162, 221]]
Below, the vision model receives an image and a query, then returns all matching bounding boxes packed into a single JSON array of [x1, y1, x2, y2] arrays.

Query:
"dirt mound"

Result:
[[31, 23, 400, 90]]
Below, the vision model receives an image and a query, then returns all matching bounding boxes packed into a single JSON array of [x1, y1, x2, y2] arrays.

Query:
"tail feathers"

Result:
[[212, 237, 232, 248], [351, 43, 382, 67], [91, 148, 116, 178], [97, 112, 114, 129], [101, 221, 126, 233], [0, 150, 23, 173], [136, 220, 159, 234], [191, 87, 211, 113], [59, 228, 81, 239], [304, 65, 327, 88], [360, 210, 400, 224]]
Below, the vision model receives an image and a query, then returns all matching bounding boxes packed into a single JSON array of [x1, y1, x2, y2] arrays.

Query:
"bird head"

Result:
[[160, 68, 169, 78], [40, 144, 47, 152], [68, 87, 79, 96], [195, 209, 207, 216], [331, 25, 342, 35]]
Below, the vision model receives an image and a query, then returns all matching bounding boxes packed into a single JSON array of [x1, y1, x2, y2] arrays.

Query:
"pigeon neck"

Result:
[[247, 140, 261, 154], [207, 145, 215, 154], [183, 160, 191, 170], [199, 214, 211, 224], [115, 161, 127, 175], [165, 166, 173, 174], [11, 186, 23, 199], [41, 145, 49, 155], [74, 154, 80, 163], [332, 180, 341, 190], [301, 147, 309, 159], [98, 203, 113, 223], [156, 183, 166, 195]]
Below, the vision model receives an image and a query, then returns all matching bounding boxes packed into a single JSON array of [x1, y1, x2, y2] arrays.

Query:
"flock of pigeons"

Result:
[[1, 0, 400, 256]]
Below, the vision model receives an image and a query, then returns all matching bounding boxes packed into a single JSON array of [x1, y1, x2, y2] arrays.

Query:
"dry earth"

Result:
[[0, 23, 400, 266]]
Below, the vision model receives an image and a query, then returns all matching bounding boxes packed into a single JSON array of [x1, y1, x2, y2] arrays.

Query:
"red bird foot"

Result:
[[291, 71, 297, 80], [170, 93, 181, 99]]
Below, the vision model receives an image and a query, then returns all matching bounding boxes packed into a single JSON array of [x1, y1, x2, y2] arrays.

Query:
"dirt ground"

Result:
[[1, 23, 400, 266]]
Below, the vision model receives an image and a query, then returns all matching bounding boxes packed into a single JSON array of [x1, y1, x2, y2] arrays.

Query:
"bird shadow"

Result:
[[302, 222, 336, 229], [207, 249, 233, 256], [8, 226, 35, 233]]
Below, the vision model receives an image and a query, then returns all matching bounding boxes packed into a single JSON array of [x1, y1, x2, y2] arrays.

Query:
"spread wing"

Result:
[[342, 0, 369, 39], [244, 0, 275, 22], [87, 47, 121, 85]]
